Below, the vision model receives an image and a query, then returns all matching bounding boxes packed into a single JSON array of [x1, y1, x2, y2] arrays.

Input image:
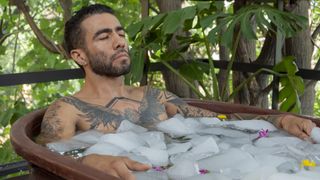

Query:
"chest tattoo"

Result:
[[138, 88, 166, 128], [61, 96, 125, 129], [61, 89, 168, 130]]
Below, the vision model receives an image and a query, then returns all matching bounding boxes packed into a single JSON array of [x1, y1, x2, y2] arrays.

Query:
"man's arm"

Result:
[[156, 90, 219, 117], [160, 90, 316, 139], [36, 99, 150, 180], [35, 100, 76, 145]]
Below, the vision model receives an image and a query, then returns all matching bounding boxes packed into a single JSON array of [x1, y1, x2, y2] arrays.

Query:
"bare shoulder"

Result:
[[36, 97, 77, 145], [142, 86, 182, 103]]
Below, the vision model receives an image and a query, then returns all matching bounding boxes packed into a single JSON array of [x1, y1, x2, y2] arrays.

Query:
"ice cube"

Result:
[[156, 117, 195, 137], [198, 148, 259, 174], [132, 147, 169, 166], [254, 154, 296, 168], [198, 127, 250, 138], [254, 137, 303, 147], [277, 161, 299, 174], [190, 136, 219, 155], [134, 171, 168, 180], [311, 127, 320, 144], [189, 135, 220, 146], [167, 159, 198, 179], [242, 166, 277, 180], [240, 144, 285, 156], [99, 131, 145, 151], [185, 173, 231, 180], [184, 117, 204, 131], [116, 120, 147, 134], [167, 142, 192, 155], [83, 142, 124, 156], [218, 142, 231, 152], [139, 131, 166, 150], [119, 152, 152, 166], [219, 120, 278, 132], [197, 117, 221, 126], [268, 172, 318, 180], [72, 130, 104, 144], [47, 139, 91, 153]]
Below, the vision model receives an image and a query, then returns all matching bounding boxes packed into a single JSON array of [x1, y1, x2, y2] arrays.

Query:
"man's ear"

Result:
[[70, 49, 88, 66]]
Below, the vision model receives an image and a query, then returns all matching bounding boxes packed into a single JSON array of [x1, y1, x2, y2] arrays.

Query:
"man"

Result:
[[36, 4, 316, 180]]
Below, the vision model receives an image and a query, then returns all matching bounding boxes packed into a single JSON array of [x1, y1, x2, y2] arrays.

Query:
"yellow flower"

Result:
[[217, 114, 227, 120]]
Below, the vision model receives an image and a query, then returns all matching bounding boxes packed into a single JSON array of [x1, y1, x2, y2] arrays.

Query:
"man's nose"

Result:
[[113, 34, 126, 49]]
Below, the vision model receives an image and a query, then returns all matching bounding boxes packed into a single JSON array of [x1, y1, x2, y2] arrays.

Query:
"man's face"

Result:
[[81, 13, 131, 77]]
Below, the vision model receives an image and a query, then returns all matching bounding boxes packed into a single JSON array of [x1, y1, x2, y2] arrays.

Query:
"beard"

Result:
[[86, 48, 131, 77]]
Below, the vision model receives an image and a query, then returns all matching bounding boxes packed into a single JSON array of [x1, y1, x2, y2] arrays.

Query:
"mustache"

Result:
[[110, 49, 129, 61]]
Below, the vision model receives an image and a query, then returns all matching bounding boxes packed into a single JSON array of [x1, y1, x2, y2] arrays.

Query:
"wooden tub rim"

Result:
[[10, 99, 320, 179], [10, 108, 119, 180]]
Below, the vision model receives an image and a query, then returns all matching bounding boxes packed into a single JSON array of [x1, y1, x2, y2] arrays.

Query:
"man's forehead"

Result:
[[81, 13, 122, 33]]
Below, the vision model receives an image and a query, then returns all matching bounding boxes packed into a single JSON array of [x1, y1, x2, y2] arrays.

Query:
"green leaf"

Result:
[[179, 62, 209, 81], [279, 86, 293, 101], [256, 11, 272, 33], [0, 109, 14, 127], [126, 21, 143, 39], [240, 12, 257, 40], [125, 47, 145, 84], [0, 0, 8, 6], [200, 13, 226, 29], [288, 76, 304, 94], [273, 56, 303, 113], [196, 1, 212, 13], [182, 6, 197, 20], [183, 19, 194, 31], [273, 56, 296, 74], [143, 13, 166, 33], [0, 45, 6, 55], [221, 18, 237, 48], [280, 93, 300, 113], [207, 26, 220, 45], [162, 11, 184, 35], [162, 6, 196, 35]]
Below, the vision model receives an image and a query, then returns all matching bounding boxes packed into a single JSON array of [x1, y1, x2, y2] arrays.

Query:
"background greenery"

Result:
[[1, 0, 320, 178]]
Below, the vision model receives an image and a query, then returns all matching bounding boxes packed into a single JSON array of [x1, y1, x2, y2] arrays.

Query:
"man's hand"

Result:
[[278, 114, 317, 139], [81, 154, 150, 180]]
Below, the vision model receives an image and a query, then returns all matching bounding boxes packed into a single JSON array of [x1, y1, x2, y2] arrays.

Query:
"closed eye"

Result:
[[99, 36, 109, 40]]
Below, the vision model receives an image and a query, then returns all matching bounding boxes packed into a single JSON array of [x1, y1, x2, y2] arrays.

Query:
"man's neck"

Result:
[[80, 73, 128, 98]]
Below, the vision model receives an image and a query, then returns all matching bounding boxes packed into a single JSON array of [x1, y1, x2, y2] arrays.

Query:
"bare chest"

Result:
[[62, 96, 168, 133]]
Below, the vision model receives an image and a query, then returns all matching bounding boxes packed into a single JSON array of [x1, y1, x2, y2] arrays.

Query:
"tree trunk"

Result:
[[155, 0, 197, 98], [233, 0, 258, 106], [139, 0, 149, 86], [284, 0, 314, 115], [254, 31, 277, 108], [217, 4, 230, 100]]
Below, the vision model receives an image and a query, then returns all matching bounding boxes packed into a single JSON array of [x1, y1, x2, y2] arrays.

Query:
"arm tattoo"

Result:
[[158, 90, 218, 117], [61, 96, 125, 129], [159, 89, 281, 125], [36, 102, 63, 144]]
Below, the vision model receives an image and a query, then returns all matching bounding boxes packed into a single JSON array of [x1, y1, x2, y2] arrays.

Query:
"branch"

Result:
[[254, 30, 276, 65], [149, 5, 159, 14], [58, 0, 72, 24], [256, 81, 273, 98], [312, 23, 320, 40], [10, 0, 68, 58]]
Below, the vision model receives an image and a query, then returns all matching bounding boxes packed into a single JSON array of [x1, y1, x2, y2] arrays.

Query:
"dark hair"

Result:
[[64, 4, 115, 54]]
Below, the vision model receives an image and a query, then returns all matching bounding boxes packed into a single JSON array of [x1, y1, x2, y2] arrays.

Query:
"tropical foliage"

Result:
[[127, 1, 307, 111]]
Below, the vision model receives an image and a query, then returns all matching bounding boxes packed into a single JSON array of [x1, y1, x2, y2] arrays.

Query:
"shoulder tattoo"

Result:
[[37, 102, 63, 144]]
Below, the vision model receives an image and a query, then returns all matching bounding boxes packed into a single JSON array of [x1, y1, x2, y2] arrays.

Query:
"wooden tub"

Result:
[[10, 99, 320, 179]]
